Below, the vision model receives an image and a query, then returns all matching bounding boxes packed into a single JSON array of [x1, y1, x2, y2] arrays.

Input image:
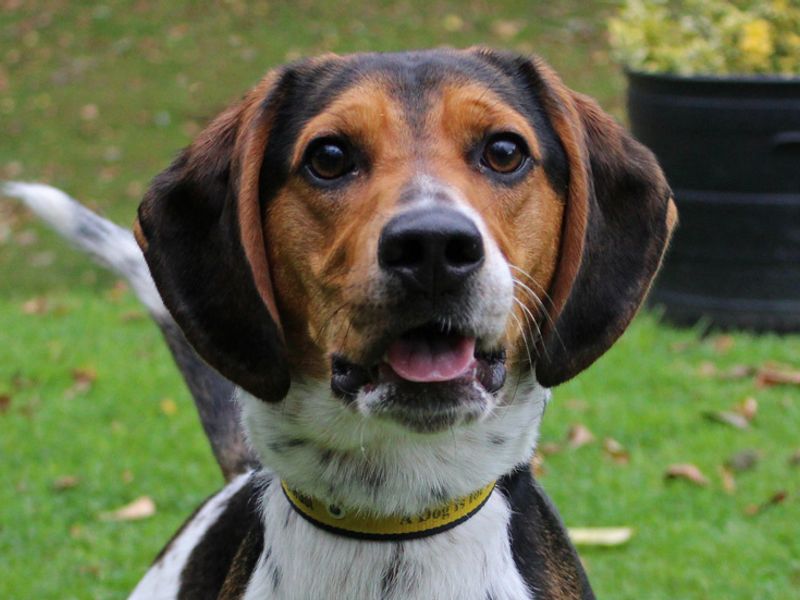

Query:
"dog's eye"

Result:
[[306, 140, 355, 180], [481, 134, 528, 174]]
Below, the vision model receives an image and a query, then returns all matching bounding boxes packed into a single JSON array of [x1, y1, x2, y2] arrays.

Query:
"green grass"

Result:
[[1, 1, 799, 598]]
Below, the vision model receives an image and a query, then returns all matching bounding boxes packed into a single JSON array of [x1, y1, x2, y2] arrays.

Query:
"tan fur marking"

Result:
[[132, 218, 148, 252], [290, 78, 407, 170], [525, 60, 592, 342], [236, 109, 283, 334], [438, 83, 543, 162], [666, 197, 678, 234]]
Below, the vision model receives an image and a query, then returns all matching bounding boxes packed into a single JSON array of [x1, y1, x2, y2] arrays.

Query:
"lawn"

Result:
[[1, 1, 799, 598]]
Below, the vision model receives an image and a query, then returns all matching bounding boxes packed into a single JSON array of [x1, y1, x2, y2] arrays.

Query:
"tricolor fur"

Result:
[[6, 47, 676, 599]]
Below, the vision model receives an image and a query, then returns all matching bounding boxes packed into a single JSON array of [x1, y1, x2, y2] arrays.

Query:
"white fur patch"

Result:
[[128, 471, 252, 600]]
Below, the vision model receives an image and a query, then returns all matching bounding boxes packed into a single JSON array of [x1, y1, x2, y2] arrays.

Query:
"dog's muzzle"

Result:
[[330, 207, 509, 431]]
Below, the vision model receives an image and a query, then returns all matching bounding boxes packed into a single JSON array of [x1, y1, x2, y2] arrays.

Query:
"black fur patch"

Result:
[[177, 475, 264, 600], [497, 467, 595, 599], [218, 516, 266, 599]]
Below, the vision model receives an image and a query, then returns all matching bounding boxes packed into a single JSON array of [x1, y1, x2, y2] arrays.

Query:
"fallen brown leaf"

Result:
[[719, 365, 756, 380], [734, 397, 758, 422], [703, 410, 750, 430], [80, 103, 99, 121], [52, 475, 80, 491], [0, 393, 10, 413], [21, 296, 50, 315], [697, 361, 717, 377], [568, 527, 634, 546], [719, 466, 736, 494], [120, 310, 146, 322], [669, 340, 695, 353], [491, 19, 524, 40], [712, 335, 735, 353], [67, 367, 97, 397], [726, 449, 761, 473], [441, 14, 464, 32], [105, 280, 129, 302], [538, 442, 562, 456], [757, 364, 800, 387], [745, 490, 788, 516], [602, 438, 630, 465], [99, 496, 156, 521], [567, 424, 595, 449], [665, 463, 709, 486], [72, 367, 97, 384], [531, 453, 546, 478], [79, 564, 101, 577], [564, 398, 588, 412], [160, 398, 178, 416]]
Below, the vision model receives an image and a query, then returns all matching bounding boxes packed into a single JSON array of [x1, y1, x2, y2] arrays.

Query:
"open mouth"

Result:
[[331, 322, 507, 400]]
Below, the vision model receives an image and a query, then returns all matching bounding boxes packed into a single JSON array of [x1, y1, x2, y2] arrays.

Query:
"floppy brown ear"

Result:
[[134, 72, 290, 401], [531, 61, 677, 387]]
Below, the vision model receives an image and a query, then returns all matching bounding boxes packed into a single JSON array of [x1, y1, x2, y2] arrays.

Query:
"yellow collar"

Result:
[[281, 480, 496, 541]]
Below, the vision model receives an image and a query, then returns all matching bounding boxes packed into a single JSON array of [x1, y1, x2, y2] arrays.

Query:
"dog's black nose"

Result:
[[378, 208, 484, 296]]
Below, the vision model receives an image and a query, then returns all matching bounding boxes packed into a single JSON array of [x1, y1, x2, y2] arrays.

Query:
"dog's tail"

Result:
[[2, 181, 258, 481]]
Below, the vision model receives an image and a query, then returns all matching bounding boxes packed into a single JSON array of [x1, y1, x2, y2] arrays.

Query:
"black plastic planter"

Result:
[[627, 71, 800, 332]]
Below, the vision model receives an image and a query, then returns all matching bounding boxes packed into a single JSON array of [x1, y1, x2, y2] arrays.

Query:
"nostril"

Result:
[[445, 234, 484, 267]]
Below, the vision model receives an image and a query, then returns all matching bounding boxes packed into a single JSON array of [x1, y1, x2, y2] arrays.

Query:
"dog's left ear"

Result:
[[518, 57, 678, 387], [134, 71, 291, 401]]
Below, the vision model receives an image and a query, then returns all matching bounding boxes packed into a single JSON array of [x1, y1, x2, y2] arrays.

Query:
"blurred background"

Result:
[[1, 1, 798, 598]]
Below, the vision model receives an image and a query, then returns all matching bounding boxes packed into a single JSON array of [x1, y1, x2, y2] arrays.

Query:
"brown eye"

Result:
[[306, 140, 354, 180], [481, 135, 527, 174]]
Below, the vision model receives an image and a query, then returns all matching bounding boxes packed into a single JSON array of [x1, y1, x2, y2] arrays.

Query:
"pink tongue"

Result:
[[386, 334, 476, 382]]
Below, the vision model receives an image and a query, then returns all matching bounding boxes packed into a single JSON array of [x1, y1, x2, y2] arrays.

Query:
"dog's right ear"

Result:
[[134, 71, 290, 402]]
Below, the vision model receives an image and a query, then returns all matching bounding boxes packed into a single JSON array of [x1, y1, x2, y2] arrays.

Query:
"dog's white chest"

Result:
[[243, 480, 532, 600]]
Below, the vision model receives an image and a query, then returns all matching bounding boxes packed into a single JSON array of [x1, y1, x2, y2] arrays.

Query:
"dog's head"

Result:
[[136, 49, 675, 512]]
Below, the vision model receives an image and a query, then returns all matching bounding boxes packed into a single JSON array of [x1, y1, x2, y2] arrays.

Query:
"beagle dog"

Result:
[[8, 47, 675, 599]]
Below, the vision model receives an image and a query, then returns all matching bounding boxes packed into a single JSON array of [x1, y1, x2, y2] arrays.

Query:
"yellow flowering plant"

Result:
[[609, 0, 800, 76]]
